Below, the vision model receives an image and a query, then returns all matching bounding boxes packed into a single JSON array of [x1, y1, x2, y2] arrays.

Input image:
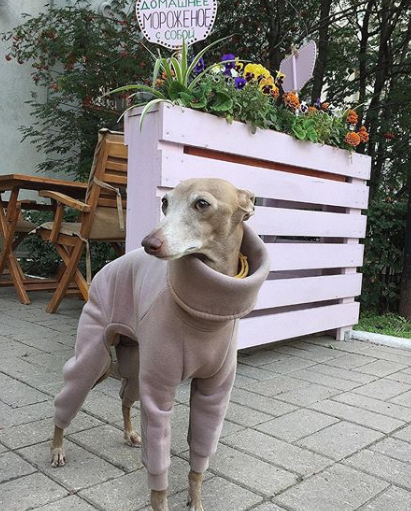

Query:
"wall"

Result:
[[0, 0, 49, 189]]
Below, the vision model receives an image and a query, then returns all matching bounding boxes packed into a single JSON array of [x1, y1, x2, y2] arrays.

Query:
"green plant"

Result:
[[355, 311, 411, 339], [112, 42, 368, 151]]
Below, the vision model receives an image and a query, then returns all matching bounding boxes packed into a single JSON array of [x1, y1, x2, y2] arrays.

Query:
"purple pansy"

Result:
[[193, 57, 205, 74], [221, 53, 236, 70], [234, 77, 246, 90]]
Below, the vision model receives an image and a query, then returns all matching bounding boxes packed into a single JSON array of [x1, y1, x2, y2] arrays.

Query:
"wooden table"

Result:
[[0, 174, 87, 304]]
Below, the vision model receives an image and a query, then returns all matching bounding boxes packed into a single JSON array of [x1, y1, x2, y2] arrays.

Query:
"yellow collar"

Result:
[[234, 253, 249, 279]]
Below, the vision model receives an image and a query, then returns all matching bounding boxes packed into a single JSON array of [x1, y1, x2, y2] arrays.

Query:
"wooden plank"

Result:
[[155, 104, 372, 180], [265, 243, 364, 271], [105, 160, 128, 172], [237, 302, 360, 349], [101, 173, 127, 186], [255, 273, 362, 310], [160, 151, 369, 209], [249, 206, 367, 238], [108, 143, 127, 159]]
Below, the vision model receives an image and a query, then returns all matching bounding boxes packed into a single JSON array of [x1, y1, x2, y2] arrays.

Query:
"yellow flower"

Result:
[[259, 76, 275, 94], [243, 63, 271, 82]]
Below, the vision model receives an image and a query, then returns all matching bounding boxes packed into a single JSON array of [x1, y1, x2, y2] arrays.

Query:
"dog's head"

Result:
[[141, 178, 255, 260]]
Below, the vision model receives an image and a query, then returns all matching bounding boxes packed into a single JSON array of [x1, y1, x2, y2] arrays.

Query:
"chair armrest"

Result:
[[38, 190, 91, 212]]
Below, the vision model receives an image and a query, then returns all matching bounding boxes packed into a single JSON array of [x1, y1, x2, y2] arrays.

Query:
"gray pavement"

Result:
[[1, 287, 411, 510]]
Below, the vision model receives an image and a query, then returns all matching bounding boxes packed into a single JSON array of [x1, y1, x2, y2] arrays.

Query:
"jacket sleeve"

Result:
[[54, 277, 111, 429]]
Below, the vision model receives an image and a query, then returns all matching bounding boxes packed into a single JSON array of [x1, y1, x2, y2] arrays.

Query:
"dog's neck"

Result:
[[198, 224, 244, 277]]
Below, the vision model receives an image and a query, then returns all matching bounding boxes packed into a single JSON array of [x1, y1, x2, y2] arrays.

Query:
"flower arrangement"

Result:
[[112, 40, 368, 152]]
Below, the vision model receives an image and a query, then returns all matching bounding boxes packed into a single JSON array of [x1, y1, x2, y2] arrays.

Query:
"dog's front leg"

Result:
[[151, 489, 169, 511], [50, 425, 65, 467], [187, 470, 203, 511]]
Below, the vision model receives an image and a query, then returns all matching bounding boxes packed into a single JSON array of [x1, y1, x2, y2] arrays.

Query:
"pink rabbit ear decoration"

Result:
[[279, 40, 317, 93]]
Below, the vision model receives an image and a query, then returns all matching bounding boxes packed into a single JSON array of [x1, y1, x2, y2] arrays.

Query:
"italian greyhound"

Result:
[[50, 178, 266, 511]]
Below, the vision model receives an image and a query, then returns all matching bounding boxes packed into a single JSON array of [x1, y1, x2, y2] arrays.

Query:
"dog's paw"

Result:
[[50, 447, 66, 467], [186, 496, 203, 511], [124, 430, 142, 447]]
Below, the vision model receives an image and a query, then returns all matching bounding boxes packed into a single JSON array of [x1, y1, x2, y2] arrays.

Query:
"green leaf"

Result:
[[211, 92, 233, 112], [167, 80, 189, 101]]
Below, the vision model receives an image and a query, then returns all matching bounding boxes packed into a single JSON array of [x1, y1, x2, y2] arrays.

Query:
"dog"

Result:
[[50, 178, 270, 511]]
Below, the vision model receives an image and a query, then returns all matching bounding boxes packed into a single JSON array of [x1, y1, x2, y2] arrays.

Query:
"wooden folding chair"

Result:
[[36, 129, 127, 313], [0, 197, 37, 304]]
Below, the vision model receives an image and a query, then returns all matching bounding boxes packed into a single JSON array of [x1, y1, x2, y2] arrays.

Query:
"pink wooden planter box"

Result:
[[125, 103, 371, 348]]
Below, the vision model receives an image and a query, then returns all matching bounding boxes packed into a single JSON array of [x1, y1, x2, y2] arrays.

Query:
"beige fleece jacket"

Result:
[[54, 224, 270, 490]]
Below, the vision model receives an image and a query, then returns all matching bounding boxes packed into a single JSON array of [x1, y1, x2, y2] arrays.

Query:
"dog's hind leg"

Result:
[[51, 426, 65, 467], [122, 403, 141, 447], [151, 489, 168, 511], [187, 470, 203, 511]]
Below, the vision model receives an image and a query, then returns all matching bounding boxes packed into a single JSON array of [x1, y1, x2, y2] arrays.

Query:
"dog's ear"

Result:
[[237, 189, 255, 221]]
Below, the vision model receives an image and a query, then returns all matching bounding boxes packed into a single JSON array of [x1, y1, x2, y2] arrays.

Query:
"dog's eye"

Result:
[[161, 197, 168, 214], [195, 199, 210, 210]]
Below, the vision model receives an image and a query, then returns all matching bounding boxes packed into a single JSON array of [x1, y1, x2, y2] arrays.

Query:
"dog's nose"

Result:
[[141, 235, 163, 254]]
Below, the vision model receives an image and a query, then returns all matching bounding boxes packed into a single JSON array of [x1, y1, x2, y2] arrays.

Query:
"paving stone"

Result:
[[296, 421, 384, 460], [230, 388, 297, 417], [304, 362, 378, 384], [325, 353, 377, 369], [275, 463, 388, 511], [237, 349, 291, 367], [236, 362, 281, 381], [23, 351, 73, 371], [249, 503, 287, 511], [288, 368, 361, 391], [273, 382, 341, 406], [370, 437, 411, 463], [68, 424, 144, 472], [390, 389, 411, 408], [0, 400, 55, 428], [80, 390, 126, 422], [361, 485, 411, 511], [310, 399, 405, 433], [271, 344, 345, 362], [256, 408, 339, 442], [79, 468, 150, 511], [0, 451, 37, 483], [387, 371, 411, 385], [262, 357, 318, 374], [223, 428, 332, 476], [353, 378, 411, 400], [333, 392, 411, 421], [225, 401, 273, 427], [243, 375, 307, 397], [18, 439, 124, 491], [0, 357, 45, 379], [0, 443, 9, 454], [0, 472, 68, 511], [2, 341, 45, 359], [211, 444, 297, 496], [0, 373, 49, 408], [80, 457, 202, 511], [31, 495, 97, 511], [393, 424, 411, 442], [354, 359, 408, 377], [0, 412, 103, 451], [166, 475, 262, 511], [346, 449, 411, 489], [360, 345, 411, 365]]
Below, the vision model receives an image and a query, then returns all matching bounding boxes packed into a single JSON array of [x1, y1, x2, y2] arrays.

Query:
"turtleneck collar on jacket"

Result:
[[167, 224, 270, 321]]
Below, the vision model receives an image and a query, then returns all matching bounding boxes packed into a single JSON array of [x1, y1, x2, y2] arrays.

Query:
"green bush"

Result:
[[355, 311, 411, 339]]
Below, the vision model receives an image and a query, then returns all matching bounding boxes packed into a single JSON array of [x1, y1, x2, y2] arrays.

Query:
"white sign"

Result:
[[136, 0, 218, 50]]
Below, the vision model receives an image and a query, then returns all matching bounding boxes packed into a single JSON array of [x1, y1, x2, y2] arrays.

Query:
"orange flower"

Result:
[[271, 85, 279, 99], [308, 106, 317, 113], [358, 126, 369, 143], [345, 132, 361, 147], [346, 110, 358, 124], [321, 102, 330, 111], [283, 91, 300, 110]]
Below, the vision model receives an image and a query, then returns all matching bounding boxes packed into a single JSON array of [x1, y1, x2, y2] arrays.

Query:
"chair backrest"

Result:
[[81, 129, 128, 240]]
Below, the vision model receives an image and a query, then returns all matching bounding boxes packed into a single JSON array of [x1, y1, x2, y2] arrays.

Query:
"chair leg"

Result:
[[55, 245, 89, 302], [46, 241, 85, 313]]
